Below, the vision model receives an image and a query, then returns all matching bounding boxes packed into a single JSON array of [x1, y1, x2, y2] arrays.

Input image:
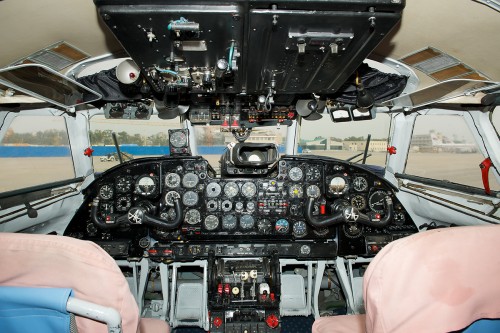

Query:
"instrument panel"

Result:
[[66, 155, 417, 259]]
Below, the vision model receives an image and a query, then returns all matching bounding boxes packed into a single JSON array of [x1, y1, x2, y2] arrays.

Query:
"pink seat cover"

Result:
[[0, 233, 169, 333], [313, 225, 500, 333]]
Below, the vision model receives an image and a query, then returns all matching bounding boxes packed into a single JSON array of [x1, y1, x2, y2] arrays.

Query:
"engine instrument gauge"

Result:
[[165, 173, 181, 188], [224, 182, 239, 198], [288, 167, 304, 181], [275, 219, 289, 234], [160, 208, 176, 221], [351, 195, 367, 210], [182, 191, 199, 206], [115, 196, 132, 212], [99, 184, 114, 200], [204, 215, 219, 231], [369, 190, 388, 213], [165, 191, 180, 206], [135, 176, 157, 197], [328, 176, 348, 195], [305, 166, 320, 181], [222, 214, 237, 230], [241, 182, 257, 198], [240, 215, 255, 230], [343, 223, 363, 238], [306, 184, 321, 198], [289, 184, 303, 198], [257, 219, 272, 234], [293, 221, 308, 238], [115, 176, 132, 193], [184, 209, 201, 225], [394, 212, 406, 225], [206, 182, 222, 198], [353, 176, 368, 192], [169, 130, 187, 148], [182, 172, 199, 188]]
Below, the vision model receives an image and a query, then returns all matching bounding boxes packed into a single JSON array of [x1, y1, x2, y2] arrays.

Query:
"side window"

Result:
[[405, 114, 499, 191], [0, 115, 75, 192]]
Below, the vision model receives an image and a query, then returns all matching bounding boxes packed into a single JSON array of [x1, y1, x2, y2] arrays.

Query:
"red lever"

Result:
[[265, 314, 279, 329], [83, 147, 94, 157], [213, 317, 223, 328], [480, 158, 493, 195], [387, 146, 397, 155]]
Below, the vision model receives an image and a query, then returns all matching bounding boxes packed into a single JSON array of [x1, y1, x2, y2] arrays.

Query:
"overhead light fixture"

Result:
[[10, 41, 89, 72], [400, 46, 490, 82]]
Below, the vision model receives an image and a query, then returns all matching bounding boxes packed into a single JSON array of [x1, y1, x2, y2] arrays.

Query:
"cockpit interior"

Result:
[[0, 0, 499, 332]]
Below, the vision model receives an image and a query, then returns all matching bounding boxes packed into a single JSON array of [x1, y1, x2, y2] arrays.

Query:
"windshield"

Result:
[[298, 113, 391, 167]]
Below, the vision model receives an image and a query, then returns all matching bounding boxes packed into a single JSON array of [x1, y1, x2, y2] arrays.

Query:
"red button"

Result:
[[266, 314, 279, 329], [213, 317, 223, 328], [224, 284, 230, 295]]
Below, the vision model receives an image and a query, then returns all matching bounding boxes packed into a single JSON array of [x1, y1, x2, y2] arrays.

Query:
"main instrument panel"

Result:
[[66, 155, 416, 259]]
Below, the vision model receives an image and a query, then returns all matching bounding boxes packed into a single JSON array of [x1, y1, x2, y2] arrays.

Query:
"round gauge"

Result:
[[99, 202, 114, 218], [206, 182, 222, 198], [305, 166, 321, 181], [221, 200, 232, 212], [206, 200, 218, 212], [275, 219, 289, 234], [246, 202, 255, 212], [170, 130, 187, 148], [115, 196, 132, 212], [235, 202, 244, 212], [139, 237, 150, 248], [332, 199, 350, 212], [288, 167, 304, 181], [182, 173, 199, 188], [99, 184, 114, 200], [204, 215, 219, 231], [289, 184, 303, 198], [351, 195, 367, 210], [165, 173, 181, 188], [222, 214, 237, 230], [343, 223, 364, 238], [240, 215, 255, 230], [241, 182, 257, 198], [257, 219, 272, 234], [135, 176, 157, 197], [224, 182, 239, 198], [306, 184, 321, 198], [293, 221, 308, 238], [184, 209, 201, 225], [161, 208, 177, 221], [165, 191, 181, 206], [313, 227, 330, 237], [394, 212, 406, 225], [369, 190, 388, 213], [116, 176, 132, 193], [86, 222, 98, 236], [300, 245, 311, 255], [328, 176, 348, 195], [353, 176, 369, 192], [182, 191, 199, 206]]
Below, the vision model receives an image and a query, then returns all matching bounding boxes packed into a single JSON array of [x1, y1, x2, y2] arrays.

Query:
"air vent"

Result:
[[10, 41, 89, 71], [400, 47, 490, 82]]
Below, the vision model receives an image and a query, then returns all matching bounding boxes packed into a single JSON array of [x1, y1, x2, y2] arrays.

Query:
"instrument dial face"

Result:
[[369, 190, 387, 213], [257, 219, 272, 234], [160, 208, 177, 221], [221, 200, 233, 212], [135, 176, 157, 197], [165, 173, 181, 188], [222, 214, 237, 230], [206, 182, 222, 198], [99, 184, 114, 200], [293, 221, 308, 238], [182, 191, 199, 206], [204, 215, 219, 231], [329, 176, 348, 195], [351, 195, 367, 210], [240, 215, 255, 230], [313, 227, 330, 237], [275, 219, 289, 234], [224, 182, 239, 198], [353, 176, 369, 192], [305, 166, 321, 181], [165, 191, 180, 206], [306, 184, 321, 198], [394, 212, 406, 225], [170, 130, 187, 148], [288, 167, 304, 181], [289, 184, 303, 198], [182, 173, 199, 188], [184, 209, 201, 225], [332, 199, 350, 212], [116, 176, 132, 193], [241, 182, 257, 198], [115, 196, 132, 212]]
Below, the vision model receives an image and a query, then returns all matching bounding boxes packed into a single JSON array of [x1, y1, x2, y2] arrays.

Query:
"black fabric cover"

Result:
[[76, 68, 142, 102], [331, 63, 408, 105]]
